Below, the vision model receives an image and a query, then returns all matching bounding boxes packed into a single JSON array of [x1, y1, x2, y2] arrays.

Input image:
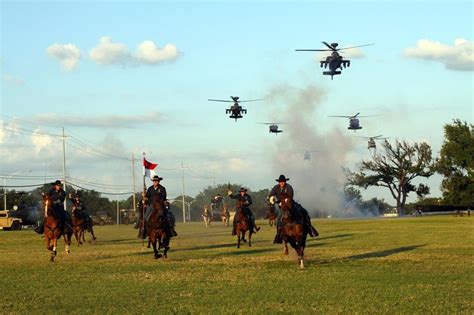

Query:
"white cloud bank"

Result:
[[403, 38, 474, 71], [46, 43, 81, 71], [89, 36, 179, 66]]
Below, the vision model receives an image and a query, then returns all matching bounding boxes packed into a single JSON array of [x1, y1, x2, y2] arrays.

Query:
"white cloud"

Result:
[[46, 43, 81, 71], [3, 74, 25, 85], [89, 37, 179, 66], [136, 40, 179, 64], [33, 112, 165, 128], [403, 38, 474, 71], [89, 36, 131, 65], [31, 129, 54, 153], [341, 47, 366, 59]]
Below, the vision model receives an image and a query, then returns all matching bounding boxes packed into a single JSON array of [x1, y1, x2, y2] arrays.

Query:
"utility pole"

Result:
[[131, 154, 136, 213], [116, 194, 119, 225], [181, 162, 186, 223], [62, 127, 67, 211]]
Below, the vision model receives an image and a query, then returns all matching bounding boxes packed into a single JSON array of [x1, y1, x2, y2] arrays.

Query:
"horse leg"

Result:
[[151, 235, 161, 259], [248, 231, 252, 247], [237, 229, 241, 249], [64, 232, 71, 254], [163, 236, 170, 258], [51, 237, 57, 262], [90, 226, 97, 241], [283, 240, 289, 256]]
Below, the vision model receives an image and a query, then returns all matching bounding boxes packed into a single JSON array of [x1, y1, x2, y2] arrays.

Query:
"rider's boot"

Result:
[[170, 226, 178, 237], [310, 225, 319, 237], [34, 219, 45, 234], [273, 225, 283, 244], [232, 223, 237, 236], [138, 225, 147, 239]]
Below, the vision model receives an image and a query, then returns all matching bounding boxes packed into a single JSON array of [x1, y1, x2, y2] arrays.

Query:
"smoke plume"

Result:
[[264, 84, 372, 217]]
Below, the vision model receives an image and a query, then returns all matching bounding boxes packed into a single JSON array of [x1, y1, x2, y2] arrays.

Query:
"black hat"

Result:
[[152, 175, 163, 181], [75, 192, 81, 197], [276, 175, 289, 182], [239, 187, 248, 192], [52, 180, 62, 186]]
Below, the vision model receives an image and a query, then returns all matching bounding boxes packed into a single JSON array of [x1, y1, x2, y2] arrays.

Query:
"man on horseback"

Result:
[[228, 187, 260, 235], [69, 192, 93, 227], [136, 175, 177, 238], [269, 175, 318, 244], [211, 194, 224, 213], [35, 180, 72, 234]]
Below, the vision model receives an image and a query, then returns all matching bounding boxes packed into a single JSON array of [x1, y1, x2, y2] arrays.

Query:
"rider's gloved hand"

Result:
[[269, 196, 276, 205]]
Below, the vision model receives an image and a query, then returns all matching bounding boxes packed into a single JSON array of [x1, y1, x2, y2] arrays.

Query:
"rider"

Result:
[[69, 191, 92, 227], [136, 175, 177, 239], [228, 187, 260, 235], [211, 194, 224, 212], [268, 174, 318, 244], [35, 180, 71, 234]]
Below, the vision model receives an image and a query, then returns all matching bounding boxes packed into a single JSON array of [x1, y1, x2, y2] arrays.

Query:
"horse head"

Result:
[[151, 196, 166, 217], [279, 193, 294, 220], [42, 193, 54, 217]]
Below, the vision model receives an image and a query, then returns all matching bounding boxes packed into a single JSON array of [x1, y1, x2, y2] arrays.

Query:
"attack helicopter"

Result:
[[302, 150, 319, 160], [208, 96, 263, 121], [329, 112, 375, 131], [258, 122, 285, 134], [357, 135, 389, 149], [295, 42, 374, 79]]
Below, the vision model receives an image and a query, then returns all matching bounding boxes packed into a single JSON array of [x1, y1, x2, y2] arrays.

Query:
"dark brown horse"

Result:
[[234, 199, 252, 248], [42, 194, 72, 262], [265, 203, 277, 227], [71, 207, 96, 246], [279, 193, 308, 268], [147, 197, 171, 259]]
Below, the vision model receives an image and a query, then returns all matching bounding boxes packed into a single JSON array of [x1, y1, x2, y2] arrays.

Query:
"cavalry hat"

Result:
[[52, 180, 63, 186], [239, 187, 248, 192], [75, 192, 81, 197], [276, 174, 290, 182], [152, 175, 163, 181]]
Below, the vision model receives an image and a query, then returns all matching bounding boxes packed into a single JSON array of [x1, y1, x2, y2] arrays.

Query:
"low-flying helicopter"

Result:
[[302, 150, 319, 160], [358, 135, 389, 149], [208, 96, 263, 121], [258, 122, 285, 134], [329, 112, 375, 131], [295, 42, 374, 79]]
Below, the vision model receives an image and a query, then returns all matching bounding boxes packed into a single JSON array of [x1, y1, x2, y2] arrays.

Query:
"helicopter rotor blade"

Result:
[[322, 41, 335, 50], [238, 98, 264, 103], [329, 115, 352, 118], [337, 43, 375, 51], [295, 49, 331, 52], [208, 99, 234, 103]]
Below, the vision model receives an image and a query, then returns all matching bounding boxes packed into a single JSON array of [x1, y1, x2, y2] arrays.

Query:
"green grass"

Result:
[[1, 216, 473, 314]]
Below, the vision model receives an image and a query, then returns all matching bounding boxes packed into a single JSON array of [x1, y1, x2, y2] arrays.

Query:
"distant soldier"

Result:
[[228, 187, 260, 235], [69, 192, 92, 227], [268, 175, 318, 244], [136, 175, 177, 238]]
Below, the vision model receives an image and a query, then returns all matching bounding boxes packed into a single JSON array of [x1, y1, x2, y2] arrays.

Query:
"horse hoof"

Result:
[[154, 254, 162, 259], [163, 254, 168, 259]]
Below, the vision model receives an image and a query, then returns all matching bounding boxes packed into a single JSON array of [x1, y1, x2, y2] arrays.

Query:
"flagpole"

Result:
[[62, 127, 67, 211], [131, 154, 136, 214], [142, 152, 146, 248], [181, 161, 186, 223]]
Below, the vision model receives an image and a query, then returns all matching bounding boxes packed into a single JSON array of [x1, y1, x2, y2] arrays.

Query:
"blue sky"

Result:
[[1, 1, 473, 210]]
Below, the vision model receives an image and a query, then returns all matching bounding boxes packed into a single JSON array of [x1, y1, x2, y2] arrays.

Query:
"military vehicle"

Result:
[[92, 211, 114, 226], [0, 210, 23, 230]]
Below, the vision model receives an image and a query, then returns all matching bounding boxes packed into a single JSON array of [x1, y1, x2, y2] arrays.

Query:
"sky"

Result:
[[1, 0, 473, 213]]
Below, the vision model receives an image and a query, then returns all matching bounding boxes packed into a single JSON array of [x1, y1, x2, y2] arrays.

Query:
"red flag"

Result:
[[143, 158, 158, 178]]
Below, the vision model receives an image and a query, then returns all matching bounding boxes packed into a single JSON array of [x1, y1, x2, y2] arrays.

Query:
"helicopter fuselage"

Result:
[[348, 118, 362, 130], [321, 52, 350, 79], [226, 104, 246, 121]]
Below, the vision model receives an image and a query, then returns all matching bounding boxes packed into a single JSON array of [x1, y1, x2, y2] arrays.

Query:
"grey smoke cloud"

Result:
[[264, 84, 364, 217]]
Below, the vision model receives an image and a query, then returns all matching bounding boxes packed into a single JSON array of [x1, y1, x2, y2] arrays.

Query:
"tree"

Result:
[[347, 140, 435, 215], [436, 119, 474, 206]]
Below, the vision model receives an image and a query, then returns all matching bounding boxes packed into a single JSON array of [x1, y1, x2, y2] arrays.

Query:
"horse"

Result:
[[234, 199, 252, 248], [279, 193, 308, 268], [265, 203, 277, 227], [220, 205, 230, 227], [72, 206, 97, 246], [147, 196, 171, 259], [42, 194, 72, 262], [71, 206, 85, 246], [202, 206, 212, 227]]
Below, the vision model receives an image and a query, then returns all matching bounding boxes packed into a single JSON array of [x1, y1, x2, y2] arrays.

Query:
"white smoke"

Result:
[[265, 84, 366, 217]]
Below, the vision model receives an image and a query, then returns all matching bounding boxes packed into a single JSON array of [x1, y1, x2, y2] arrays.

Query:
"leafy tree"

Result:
[[436, 119, 474, 206], [347, 140, 435, 215]]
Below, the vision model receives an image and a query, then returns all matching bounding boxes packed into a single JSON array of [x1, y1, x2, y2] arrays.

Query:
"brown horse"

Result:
[[42, 194, 72, 262], [71, 207, 96, 246], [234, 200, 252, 248], [265, 203, 277, 227], [279, 193, 308, 268], [220, 205, 230, 226], [147, 197, 171, 259]]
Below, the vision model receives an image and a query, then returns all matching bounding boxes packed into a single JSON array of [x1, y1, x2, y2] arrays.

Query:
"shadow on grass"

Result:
[[345, 244, 428, 260], [316, 233, 354, 241], [173, 242, 238, 252], [212, 247, 275, 257]]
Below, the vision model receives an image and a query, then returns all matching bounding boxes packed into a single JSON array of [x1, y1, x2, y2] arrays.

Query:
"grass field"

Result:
[[1, 216, 473, 314]]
